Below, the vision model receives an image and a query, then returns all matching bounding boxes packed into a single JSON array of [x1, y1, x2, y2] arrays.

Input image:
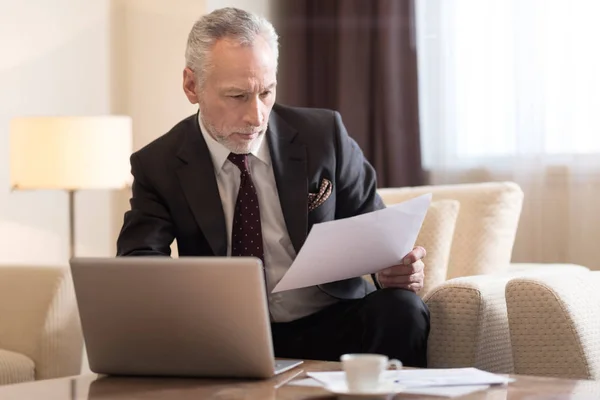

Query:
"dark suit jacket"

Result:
[[116, 103, 385, 300]]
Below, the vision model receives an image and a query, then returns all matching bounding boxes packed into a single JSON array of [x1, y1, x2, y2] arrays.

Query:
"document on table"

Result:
[[272, 193, 432, 293], [307, 368, 514, 389], [288, 378, 491, 398]]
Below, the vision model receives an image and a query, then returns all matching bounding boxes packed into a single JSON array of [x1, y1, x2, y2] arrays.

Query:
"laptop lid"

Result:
[[70, 256, 281, 379]]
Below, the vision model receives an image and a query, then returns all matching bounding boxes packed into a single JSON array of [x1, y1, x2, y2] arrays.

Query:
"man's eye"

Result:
[[260, 91, 272, 97], [230, 94, 245, 99]]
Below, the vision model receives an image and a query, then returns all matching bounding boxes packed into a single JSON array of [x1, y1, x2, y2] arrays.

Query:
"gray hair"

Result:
[[185, 7, 279, 88]]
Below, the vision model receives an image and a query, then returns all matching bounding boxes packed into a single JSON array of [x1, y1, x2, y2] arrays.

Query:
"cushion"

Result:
[[378, 182, 524, 278], [414, 199, 460, 296], [0, 348, 35, 385]]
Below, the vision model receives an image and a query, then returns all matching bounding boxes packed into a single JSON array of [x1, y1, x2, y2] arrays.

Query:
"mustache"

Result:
[[231, 126, 267, 134]]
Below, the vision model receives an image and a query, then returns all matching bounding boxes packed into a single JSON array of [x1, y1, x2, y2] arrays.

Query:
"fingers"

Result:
[[378, 271, 424, 287], [380, 260, 424, 277], [403, 246, 426, 265], [376, 246, 427, 292]]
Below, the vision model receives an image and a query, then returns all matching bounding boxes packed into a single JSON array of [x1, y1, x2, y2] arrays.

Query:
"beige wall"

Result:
[[110, 0, 202, 151], [205, 0, 271, 17], [0, 0, 114, 264]]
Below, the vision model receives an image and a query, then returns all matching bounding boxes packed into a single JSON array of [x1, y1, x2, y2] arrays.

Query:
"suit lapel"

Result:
[[267, 112, 308, 254], [175, 115, 227, 256]]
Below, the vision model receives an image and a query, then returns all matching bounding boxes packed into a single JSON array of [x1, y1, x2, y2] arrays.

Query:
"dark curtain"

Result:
[[272, 0, 424, 188]]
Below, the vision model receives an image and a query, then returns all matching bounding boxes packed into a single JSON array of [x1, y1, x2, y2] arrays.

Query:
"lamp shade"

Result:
[[10, 116, 133, 190]]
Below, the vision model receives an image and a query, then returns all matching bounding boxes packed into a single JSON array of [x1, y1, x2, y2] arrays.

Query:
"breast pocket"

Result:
[[308, 193, 335, 224]]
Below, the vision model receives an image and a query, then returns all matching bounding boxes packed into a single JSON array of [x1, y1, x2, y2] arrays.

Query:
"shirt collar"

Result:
[[197, 112, 270, 173]]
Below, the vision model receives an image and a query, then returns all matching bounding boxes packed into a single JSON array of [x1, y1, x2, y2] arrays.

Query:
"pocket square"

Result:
[[308, 178, 333, 212]]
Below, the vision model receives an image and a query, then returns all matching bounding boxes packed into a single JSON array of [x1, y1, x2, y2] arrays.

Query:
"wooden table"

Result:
[[2, 360, 600, 399]]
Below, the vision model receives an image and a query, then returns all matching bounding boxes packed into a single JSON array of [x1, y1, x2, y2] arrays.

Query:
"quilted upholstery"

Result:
[[378, 182, 523, 278], [424, 274, 514, 372], [424, 264, 591, 373], [0, 349, 34, 385], [506, 271, 600, 380]]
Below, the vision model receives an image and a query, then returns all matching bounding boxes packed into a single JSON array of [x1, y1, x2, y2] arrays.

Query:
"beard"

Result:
[[201, 116, 267, 155]]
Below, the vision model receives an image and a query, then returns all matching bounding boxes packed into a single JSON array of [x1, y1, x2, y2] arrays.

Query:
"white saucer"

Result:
[[324, 382, 405, 399]]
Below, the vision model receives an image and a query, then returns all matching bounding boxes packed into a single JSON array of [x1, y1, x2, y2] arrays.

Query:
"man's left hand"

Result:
[[376, 246, 426, 293]]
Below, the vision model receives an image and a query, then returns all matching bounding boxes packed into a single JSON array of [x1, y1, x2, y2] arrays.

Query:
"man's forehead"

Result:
[[205, 36, 277, 89], [219, 79, 277, 92]]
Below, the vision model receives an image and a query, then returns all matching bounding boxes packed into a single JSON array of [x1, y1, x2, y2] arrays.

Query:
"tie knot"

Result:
[[227, 153, 250, 172]]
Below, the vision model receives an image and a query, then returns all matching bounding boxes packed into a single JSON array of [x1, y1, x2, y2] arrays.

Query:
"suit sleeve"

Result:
[[332, 111, 385, 289], [116, 153, 175, 256]]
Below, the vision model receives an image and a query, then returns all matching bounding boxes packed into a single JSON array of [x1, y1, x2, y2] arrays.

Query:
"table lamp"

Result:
[[9, 116, 133, 259]]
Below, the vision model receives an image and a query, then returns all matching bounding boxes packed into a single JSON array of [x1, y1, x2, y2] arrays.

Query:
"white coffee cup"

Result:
[[340, 353, 402, 392]]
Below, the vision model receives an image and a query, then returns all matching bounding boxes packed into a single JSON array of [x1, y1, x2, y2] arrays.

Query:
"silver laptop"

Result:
[[70, 257, 303, 379]]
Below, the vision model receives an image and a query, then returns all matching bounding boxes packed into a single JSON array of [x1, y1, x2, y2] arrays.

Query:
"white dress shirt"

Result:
[[198, 114, 339, 323]]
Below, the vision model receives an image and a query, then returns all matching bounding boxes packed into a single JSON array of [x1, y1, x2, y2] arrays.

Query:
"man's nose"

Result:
[[244, 98, 263, 127]]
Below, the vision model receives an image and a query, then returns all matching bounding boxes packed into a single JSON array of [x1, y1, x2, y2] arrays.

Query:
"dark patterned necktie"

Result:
[[228, 153, 265, 264]]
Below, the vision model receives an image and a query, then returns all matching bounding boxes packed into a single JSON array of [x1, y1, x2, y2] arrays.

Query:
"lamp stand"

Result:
[[68, 190, 75, 260]]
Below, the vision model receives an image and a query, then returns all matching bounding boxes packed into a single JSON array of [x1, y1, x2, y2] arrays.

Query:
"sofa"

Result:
[[377, 181, 589, 373], [0, 266, 83, 385]]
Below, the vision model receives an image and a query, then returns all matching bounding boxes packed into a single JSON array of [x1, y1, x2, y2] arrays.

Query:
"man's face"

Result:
[[183, 36, 277, 154]]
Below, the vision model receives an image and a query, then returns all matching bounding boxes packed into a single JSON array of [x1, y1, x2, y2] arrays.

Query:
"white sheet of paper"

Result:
[[289, 377, 491, 398], [272, 193, 432, 293], [402, 385, 491, 397], [307, 368, 514, 389]]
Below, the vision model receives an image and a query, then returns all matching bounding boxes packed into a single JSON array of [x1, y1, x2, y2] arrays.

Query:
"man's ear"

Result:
[[183, 67, 199, 104]]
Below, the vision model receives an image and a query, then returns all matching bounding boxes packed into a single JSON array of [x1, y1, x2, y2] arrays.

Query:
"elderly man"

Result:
[[116, 7, 430, 367]]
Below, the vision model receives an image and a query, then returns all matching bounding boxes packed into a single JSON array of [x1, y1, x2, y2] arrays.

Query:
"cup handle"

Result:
[[387, 359, 403, 370]]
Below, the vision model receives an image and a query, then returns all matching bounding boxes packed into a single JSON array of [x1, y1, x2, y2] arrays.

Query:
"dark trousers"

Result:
[[270, 288, 430, 368]]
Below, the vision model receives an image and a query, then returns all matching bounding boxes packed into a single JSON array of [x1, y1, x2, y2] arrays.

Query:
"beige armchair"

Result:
[[0, 266, 83, 385], [378, 182, 588, 373]]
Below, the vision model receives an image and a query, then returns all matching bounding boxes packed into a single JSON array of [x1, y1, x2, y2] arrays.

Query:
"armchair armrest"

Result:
[[506, 271, 600, 380], [0, 266, 83, 380], [424, 264, 591, 374], [424, 274, 514, 373]]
